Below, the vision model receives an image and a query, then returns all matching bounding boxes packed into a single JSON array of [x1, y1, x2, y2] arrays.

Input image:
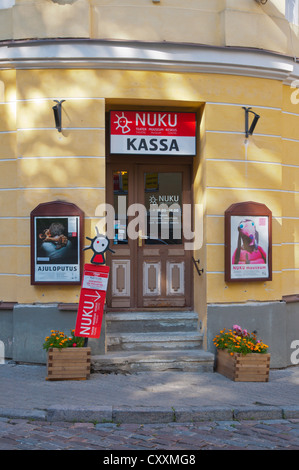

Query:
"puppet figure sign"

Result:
[[83, 227, 115, 265], [75, 230, 114, 339]]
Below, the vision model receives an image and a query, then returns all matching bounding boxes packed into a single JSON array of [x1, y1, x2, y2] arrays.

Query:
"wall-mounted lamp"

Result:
[[52, 100, 65, 132], [243, 107, 260, 138]]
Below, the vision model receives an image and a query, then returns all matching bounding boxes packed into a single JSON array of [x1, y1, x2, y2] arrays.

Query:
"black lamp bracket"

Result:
[[243, 106, 260, 138], [52, 99, 65, 132]]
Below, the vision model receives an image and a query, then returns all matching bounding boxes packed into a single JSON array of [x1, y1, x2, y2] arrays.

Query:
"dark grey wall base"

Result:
[[207, 300, 299, 369], [0, 303, 106, 364], [1, 300, 298, 368]]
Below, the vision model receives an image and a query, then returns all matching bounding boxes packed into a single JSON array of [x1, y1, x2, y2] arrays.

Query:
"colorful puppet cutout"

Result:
[[84, 227, 115, 265]]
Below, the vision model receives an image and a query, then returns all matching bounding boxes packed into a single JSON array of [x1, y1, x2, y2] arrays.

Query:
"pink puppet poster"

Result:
[[230, 216, 269, 280]]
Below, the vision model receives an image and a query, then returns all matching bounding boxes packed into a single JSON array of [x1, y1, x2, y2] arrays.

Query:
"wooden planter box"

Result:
[[46, 347, 91, 381], [216, 349, 270, 382]]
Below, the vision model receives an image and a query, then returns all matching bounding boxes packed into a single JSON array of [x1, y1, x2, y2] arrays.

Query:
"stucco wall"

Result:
[[0, 68, 298, 305], [0, 1, 298, 58], [0, 1, 298, 368]]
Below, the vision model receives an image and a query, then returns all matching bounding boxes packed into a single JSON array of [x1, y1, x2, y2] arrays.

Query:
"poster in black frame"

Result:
[[30, 201, 84, 285]]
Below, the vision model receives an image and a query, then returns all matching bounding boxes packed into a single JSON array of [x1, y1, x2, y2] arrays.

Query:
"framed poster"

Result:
[[30, 201, 84, 285], [225, 202, 272, 282]]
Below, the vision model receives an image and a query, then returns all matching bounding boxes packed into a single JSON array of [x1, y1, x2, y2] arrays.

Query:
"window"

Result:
[[0, 0, 15, 9], [113, 170, 128, 244], [286, 0, 299, 26], [144, 172, 183, 245]]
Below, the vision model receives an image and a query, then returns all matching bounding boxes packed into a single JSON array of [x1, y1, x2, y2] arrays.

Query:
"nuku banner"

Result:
[[75, 229, 114, 339]]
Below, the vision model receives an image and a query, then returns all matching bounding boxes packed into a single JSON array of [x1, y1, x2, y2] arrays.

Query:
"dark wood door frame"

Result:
[[106, 156, 194, 310]]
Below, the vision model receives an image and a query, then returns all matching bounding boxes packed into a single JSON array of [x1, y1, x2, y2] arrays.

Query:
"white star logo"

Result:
[[149, 195, 158, 204]]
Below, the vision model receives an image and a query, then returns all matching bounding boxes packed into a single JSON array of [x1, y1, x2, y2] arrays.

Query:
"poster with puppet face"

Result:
[[230, 216, 269, 280]]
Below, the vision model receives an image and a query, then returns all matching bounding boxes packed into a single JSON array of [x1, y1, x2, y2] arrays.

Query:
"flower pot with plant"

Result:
[[213, 325, 270, 382], [43, 329, 91, 381]]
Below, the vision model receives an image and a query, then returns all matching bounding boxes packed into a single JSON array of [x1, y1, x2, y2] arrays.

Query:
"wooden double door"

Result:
[[106, 157, 193, 309]]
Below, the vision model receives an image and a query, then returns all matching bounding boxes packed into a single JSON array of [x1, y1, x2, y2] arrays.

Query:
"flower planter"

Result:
[[46, 347, 91, 381], [216, 349, 270, 382]]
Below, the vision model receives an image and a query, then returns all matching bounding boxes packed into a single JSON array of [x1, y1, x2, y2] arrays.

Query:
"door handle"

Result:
[[138, 231, 147, 247]]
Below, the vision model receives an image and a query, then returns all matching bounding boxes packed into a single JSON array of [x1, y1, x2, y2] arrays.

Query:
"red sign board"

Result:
[[110, 111, 196, 155], [75, 264, 110, 339]]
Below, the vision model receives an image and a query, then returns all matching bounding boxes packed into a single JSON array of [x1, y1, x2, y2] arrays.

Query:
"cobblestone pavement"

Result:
[[1, 417, 299, 451]]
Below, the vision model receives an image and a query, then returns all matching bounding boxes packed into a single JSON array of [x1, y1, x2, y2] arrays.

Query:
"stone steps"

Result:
[[92, 349, 215, 374], [106, 311, 198, 333], [107, 331, 204, 352], [91, 310, 215, 373]]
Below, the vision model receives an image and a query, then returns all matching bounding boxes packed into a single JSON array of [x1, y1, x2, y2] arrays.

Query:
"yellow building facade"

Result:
[[0, 0, 298, 368]]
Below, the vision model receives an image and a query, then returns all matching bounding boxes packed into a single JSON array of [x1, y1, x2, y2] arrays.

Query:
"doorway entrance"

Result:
[[106, 156, 193, 310]]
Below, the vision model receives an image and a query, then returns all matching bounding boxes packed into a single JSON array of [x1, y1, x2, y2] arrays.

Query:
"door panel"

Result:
[[106, 164, 133, 308], [106, 160, 192, 309]]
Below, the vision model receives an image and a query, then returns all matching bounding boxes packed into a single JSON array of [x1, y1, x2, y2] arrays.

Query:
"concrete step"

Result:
[[106, 311, 199, 334], [91, 349, 215, 373], [106, 331, 204, 352], [100, 310, 210, 373]]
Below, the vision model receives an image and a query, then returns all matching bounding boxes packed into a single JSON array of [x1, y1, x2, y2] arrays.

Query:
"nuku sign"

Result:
[[110, 111, 197, 156], [74, 265, 108, 339], [75, 228, 114, 339]]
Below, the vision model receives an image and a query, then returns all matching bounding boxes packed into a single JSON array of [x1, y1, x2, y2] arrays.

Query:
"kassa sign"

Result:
[[75, 264, 109, 339], [110, 111, 196, 156]]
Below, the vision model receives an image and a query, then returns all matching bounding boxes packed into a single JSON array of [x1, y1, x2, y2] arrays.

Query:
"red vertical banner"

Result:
[[75, 264, 110, 339]]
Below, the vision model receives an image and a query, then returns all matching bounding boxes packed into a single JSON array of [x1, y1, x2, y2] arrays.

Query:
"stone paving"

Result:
[[1, 362, 299, 451], [1, 363, 299, 411], [1, 417, 299, 450]]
